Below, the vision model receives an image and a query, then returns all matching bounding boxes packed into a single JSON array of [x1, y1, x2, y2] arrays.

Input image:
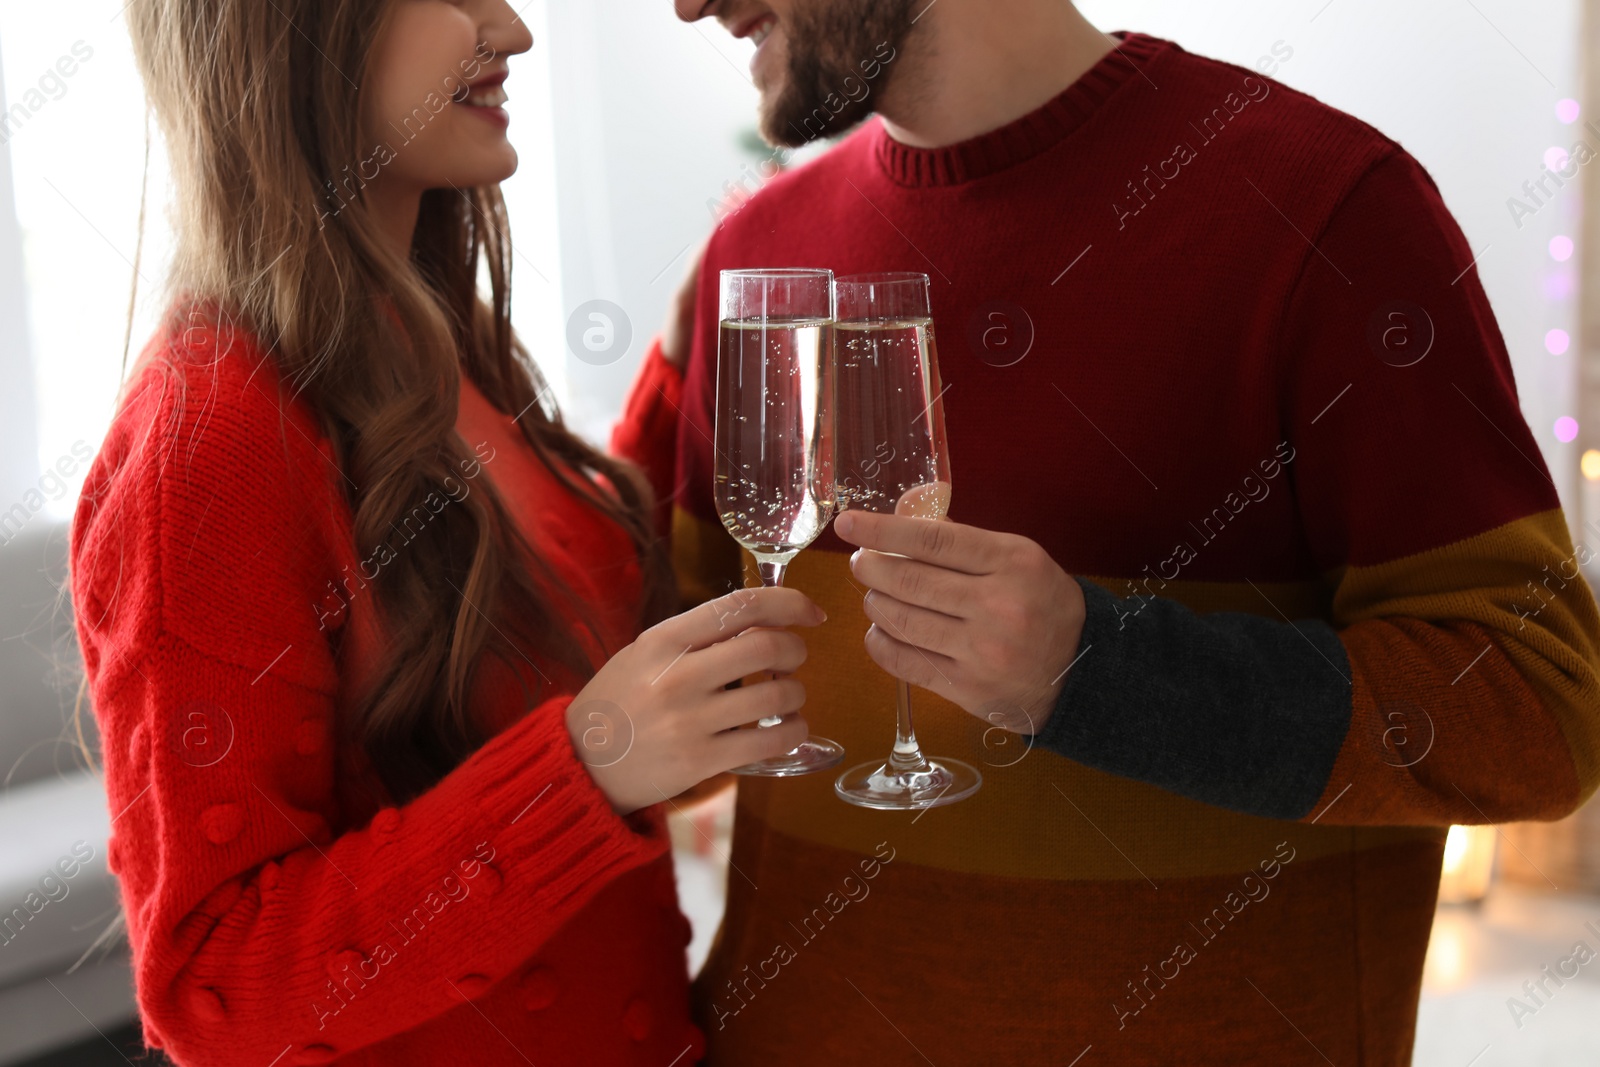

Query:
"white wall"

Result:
[[0, 6, 173, 525], [544, 0, 765, 442], [499, 0, 568, 413], [0, 39, 41, 512]]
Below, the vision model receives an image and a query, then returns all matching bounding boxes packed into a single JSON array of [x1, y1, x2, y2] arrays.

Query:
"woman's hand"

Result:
[[658, 240, 707, 371], [566, 586, 825, 814]]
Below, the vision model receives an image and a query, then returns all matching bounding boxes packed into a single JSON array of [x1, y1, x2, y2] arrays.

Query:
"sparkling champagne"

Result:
[[714, 317, 836, 564], [834, 319, 951, 520]]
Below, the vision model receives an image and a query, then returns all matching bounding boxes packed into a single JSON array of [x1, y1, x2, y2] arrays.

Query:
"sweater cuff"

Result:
[[463, 693, 670, 894], [1033, 576, 1353, 821]]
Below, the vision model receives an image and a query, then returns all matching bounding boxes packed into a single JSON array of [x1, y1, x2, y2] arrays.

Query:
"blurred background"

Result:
[[1, 0, 1598, 1063]]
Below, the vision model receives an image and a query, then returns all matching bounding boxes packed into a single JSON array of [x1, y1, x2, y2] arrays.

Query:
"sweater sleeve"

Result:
[[1035, 149, 1600, 826], [70, 338, 669, 1066], [610, 335, 685, 541]]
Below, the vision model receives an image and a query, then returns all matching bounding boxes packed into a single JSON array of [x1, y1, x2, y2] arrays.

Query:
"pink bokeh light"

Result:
[[1558, 98, 1581, 124], [1551, 235, 1575, 261], [1547, 329, 1571, 355], [1546, 146, 1572, 173], [1555, 417, 1580, 443]]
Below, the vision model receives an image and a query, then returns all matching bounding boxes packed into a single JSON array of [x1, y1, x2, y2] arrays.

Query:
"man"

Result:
[[650, 0, 1600, 1063]]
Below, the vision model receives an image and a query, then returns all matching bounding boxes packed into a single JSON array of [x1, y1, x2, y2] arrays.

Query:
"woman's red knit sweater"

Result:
[[69, 314, 698, 1067]]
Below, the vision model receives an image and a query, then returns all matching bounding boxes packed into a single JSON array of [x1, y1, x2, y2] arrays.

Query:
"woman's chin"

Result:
[[432, 152, 519, 192]]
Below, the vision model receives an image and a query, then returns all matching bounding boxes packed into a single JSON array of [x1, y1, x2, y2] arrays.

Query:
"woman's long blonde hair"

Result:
[[117, 0, 673, 803]]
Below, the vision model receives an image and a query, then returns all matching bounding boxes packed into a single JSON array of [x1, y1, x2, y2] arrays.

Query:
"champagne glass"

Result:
[[832, 272, 982, 809], [715, 268, 846, 776]]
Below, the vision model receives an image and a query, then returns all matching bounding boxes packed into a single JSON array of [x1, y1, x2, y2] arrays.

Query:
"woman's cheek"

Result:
[[363, 6, 476, 141]]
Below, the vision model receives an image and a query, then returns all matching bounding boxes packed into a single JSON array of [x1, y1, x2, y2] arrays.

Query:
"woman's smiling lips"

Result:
[[456, 70, 509, 127]]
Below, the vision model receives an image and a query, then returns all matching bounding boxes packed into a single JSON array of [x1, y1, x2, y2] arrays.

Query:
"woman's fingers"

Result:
[[688, 626, 808, 688], [702, 677, 806, 733], [712, 712, 811, 770], [651, 586, 825, 653]]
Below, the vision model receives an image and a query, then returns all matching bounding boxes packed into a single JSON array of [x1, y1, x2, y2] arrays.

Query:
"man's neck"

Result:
[[877, 0, 1121, 149]]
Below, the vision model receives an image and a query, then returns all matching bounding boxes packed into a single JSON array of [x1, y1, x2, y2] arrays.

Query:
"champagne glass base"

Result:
[[834, 757, 982, 810], [730, 736, 846, 777]]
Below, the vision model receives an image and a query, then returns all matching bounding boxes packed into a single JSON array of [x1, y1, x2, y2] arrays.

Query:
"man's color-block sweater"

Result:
[[648, 31, 1600, 1066]]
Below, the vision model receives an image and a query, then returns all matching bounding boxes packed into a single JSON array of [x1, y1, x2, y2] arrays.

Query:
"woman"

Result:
[[69, 1, 816, 1064]]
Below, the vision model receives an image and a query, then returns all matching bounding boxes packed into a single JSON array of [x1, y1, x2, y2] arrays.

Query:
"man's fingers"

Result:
[[850, 550, 977, 616], [863, 624, 958, 693], [833, 511, 999, 573], [653, 586, 825, 651], [863, 590, 964, 657]]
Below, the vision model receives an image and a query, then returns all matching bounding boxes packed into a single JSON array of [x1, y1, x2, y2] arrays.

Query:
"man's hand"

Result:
[[833, 509, 1087, 736]]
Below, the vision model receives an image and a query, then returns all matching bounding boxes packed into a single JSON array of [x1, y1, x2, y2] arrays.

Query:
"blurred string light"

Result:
[[1437, 825, 1496, 905], [1422, 911, 1468, 988], [1542, 103, 1578, 451], [1582, 449, 1600, 480]]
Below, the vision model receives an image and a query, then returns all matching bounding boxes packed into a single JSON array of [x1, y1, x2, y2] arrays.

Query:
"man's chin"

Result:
[[759, 94, 853, 149], [757, 97, 810, 150]]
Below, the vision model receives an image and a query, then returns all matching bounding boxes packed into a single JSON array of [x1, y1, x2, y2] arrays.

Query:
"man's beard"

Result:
[[760, 0, 919, 148]]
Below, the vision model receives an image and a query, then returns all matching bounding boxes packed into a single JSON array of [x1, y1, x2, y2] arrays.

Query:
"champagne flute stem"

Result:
[[890, 679, 932, 773], [757, 560, 787, 588], [756, 559, 787, 726]]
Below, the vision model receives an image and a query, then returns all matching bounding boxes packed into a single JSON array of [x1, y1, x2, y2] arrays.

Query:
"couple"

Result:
[[72, 0, 1600, 1065]]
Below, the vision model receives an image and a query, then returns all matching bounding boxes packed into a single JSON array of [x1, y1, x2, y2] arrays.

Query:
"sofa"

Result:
[[0, 520, 136, 1063]]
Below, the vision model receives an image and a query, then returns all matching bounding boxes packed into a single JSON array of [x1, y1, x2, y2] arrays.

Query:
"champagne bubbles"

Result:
[[566, 299, 633, 366], [895, 481, 951, 521], [714, 318, 834, 562]]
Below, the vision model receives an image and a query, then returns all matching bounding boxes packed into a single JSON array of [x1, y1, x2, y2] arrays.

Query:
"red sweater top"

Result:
[[70, 315, 701, 1067]]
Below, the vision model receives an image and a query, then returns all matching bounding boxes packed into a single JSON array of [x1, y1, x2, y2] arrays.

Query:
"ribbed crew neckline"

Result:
[[872, 32, 1169, 187]]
